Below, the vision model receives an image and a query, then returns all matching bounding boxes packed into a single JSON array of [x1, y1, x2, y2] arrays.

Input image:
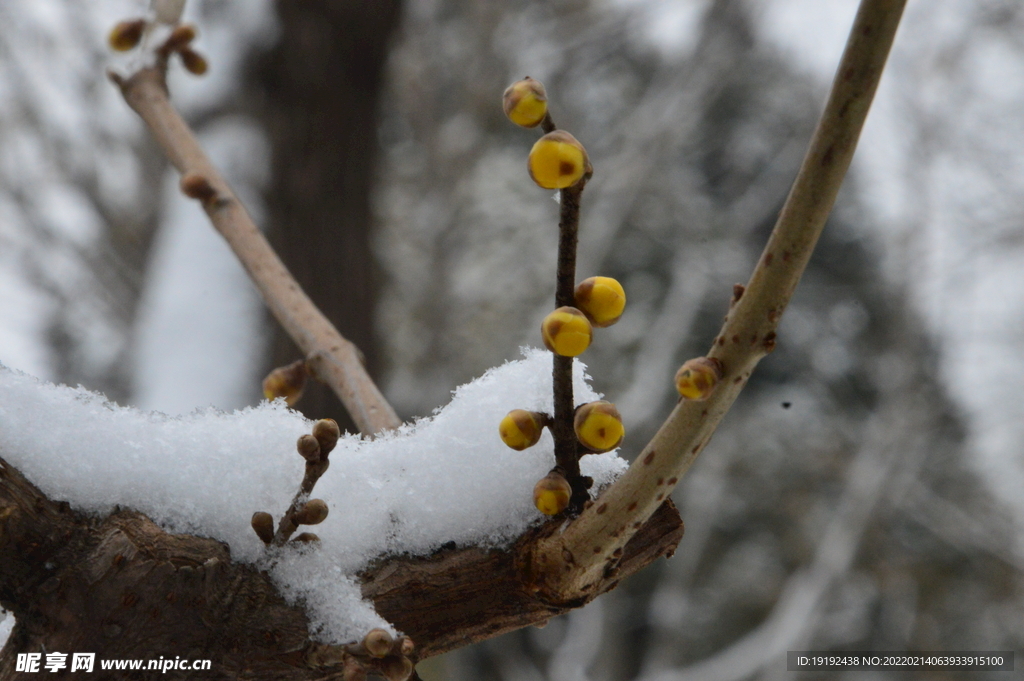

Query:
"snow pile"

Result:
[[0, 348, 627, 642]]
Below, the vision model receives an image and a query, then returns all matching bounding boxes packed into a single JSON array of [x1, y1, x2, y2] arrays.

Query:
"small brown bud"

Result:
[[296, 434, 321, 462], [398, 637, 415, 657], [164, 24, 197, 51], [263, 360, 307, 406], [312, 418, 341, 458], [363, 628, 393, 658], [180, 47, 208, 75], [292, 532, 321, 544], [342, 656, 367, 681], [179, 172, 216, 202], [294, 499, 329, 526], [108, 19, 146, 52], [251, 512, 274, 544], [380, 656, 414, 681]]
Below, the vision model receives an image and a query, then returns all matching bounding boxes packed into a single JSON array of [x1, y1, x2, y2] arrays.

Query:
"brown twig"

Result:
[[529, 0, 908, 601], [552, 183, 587, 506], [110, 64, 400, 435], [264, 419, 340, 545]]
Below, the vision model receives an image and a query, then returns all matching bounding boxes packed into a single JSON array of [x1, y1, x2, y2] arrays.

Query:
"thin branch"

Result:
[[552, 183, 585, 504], [110, 65, 400, 435], [529, 0, 908, 601]]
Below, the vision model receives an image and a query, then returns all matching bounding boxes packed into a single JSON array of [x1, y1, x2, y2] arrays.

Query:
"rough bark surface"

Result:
[[0, 455, 682, 678]]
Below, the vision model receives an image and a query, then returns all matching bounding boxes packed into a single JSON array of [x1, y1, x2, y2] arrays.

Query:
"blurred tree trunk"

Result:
[[249, 0, 403, 432]]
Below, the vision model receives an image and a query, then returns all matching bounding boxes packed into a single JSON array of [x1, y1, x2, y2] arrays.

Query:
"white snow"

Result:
[[0, 348, 627, 643]]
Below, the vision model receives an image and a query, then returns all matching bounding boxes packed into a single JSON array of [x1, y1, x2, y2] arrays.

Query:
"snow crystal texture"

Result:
[[0, 348, 627, 643]]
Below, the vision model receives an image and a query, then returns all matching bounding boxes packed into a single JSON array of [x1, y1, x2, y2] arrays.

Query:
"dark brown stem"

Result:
[[540, 111, 556, 134], [552, 183, 587, 508], [272, 459, 329, 545]]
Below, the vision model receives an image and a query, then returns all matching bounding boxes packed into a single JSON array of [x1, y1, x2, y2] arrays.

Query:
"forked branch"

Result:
[[110, 65, 400, 435], [529, 0, 908, 601]]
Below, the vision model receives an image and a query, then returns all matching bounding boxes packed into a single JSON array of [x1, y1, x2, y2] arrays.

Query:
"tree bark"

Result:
[[0, 455, 682, 678]]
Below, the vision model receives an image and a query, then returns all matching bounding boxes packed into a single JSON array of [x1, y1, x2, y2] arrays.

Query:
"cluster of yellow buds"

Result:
[[108, 18, 207, 75], [499, 77, 631, 517]]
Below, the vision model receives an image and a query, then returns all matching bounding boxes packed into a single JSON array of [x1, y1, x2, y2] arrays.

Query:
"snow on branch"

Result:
[[0, 350, 625, 643]]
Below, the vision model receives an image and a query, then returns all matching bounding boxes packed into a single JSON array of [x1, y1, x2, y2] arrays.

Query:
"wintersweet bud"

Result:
[[541, 306, 592, 357], [312, 418, 341, 457], [573, 401, 624, 452], [575, 276, 626, 327], [533, 472, 572, 516], [294, 499, 329, 525], [180, 48, 208, 75], [528, 130, 590, 190], [109, 19, 146, 51], [296, 434, 321, 462], [675, 357, 723, 400], [498, 409, 546, 450], [263, 360, 307, 406], [503, 77, 548, 128], [251, 511, 274, 544], [363, 628, 393, 658]]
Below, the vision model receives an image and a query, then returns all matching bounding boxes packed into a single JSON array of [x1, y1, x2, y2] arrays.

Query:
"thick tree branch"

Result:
[[110, 66, 400, 436], [1, 453, 680, 675], [529, 0, 907, 601]]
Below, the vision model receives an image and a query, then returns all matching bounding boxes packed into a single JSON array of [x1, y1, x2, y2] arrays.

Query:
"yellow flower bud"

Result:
[[541, 306, 592, 357], [251, 511, 274, 544], [263, 360, 307, 406], [533, 472, 572, 516], [180, 47, 208, 75], [528, 130, 590, 190], [575, 276, 626, 327], [674, 357, 723, 400], [294, 499, 329, 526], [109, 19, 146, 52], [498, 409, 546, 450], [573, 401, 624, 452], [503, 77, 548, 128]]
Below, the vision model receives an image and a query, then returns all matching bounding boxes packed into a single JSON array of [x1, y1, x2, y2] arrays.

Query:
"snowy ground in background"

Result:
[[0, 349, 627, 642]]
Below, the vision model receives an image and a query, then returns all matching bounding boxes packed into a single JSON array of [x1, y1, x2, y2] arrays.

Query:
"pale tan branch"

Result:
[[530, 0, 907, 601], [111, 67, 400, 435]]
